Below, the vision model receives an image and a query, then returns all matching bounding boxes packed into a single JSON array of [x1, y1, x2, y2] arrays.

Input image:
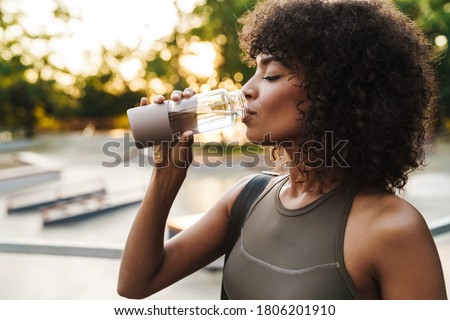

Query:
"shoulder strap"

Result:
[[220, 172, 275, 299]]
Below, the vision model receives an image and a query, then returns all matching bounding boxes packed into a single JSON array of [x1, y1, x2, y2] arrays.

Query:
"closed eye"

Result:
[[262, 75, 280, 81]]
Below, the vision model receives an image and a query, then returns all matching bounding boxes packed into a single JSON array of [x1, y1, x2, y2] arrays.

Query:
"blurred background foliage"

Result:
[[0, 0, 449, 138]]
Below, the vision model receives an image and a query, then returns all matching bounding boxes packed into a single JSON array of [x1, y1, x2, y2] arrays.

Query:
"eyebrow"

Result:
[[259, 55, 293, 69]]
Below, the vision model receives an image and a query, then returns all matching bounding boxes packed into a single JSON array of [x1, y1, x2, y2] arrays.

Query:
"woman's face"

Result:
[[241, 54, 308, 147]]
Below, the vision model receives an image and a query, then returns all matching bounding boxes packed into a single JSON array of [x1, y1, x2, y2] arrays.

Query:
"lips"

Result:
[[242, 108, 256, 124]]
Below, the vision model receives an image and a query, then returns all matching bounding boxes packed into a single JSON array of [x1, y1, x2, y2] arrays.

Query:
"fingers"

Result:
[[141, 88, 195, 109], [140, 97, 149, 106], [153, 131, 194, 169], [171, 88, 196, 101], [153, 95, 165, 104], [140, 95, 164, 105], [173, 130, 194, 168], [170, 90, 183, 101], [179, 130, 194, 144], [182, 88, 196, 99], [145, 88, 195, 106]]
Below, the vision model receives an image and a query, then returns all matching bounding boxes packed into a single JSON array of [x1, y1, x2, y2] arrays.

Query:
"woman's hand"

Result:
[[140, 88, 196, 170]]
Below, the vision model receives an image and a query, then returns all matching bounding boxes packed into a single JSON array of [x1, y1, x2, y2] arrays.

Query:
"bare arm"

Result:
[[117, 168, 252, 299], [371, 201, 447, 299]]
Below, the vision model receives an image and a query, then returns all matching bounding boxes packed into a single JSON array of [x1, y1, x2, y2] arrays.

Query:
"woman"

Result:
[[118, 0, 447, 299]]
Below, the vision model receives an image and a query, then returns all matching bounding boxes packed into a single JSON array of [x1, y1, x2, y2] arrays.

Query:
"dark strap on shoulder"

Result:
[[220, 173, 274, 299]]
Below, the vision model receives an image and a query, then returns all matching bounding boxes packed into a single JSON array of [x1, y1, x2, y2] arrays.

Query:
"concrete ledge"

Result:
[[430, 216, 450, 237], [0, 239, 123, 259], [0, 152, 62, 193]]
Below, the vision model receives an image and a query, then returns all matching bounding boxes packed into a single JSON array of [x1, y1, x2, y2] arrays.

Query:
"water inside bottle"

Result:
[[168, 100, 240, 138], [197, 109, 238, 132]]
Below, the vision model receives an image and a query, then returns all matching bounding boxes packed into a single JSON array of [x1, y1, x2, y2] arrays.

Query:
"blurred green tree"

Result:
[[0, 0, 77, 137], [395, 0, 450, 124], [75, 47, 144, 119], [139, 0, 254, 98], [189, 0, 254, 84], [1, 0, 449, 135]]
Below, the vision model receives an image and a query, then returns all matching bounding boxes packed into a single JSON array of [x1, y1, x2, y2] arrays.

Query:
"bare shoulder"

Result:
[[353, 190, 434, 256], [349, 190, 447, 299], [365, 192, 428, 237], [219, 172, 283, 218]]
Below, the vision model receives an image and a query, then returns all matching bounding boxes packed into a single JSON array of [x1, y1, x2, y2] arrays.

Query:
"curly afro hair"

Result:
[[238, 0, 437, 193]]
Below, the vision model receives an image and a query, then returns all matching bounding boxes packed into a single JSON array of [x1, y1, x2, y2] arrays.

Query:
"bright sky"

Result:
[[4, 0, 201, 74]]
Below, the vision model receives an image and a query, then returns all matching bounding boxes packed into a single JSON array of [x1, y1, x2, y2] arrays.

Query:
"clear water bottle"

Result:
[[127, 89, 247, 148]]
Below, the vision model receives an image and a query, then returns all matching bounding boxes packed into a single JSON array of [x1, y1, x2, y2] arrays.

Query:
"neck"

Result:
[[283, 145, 343, 196]]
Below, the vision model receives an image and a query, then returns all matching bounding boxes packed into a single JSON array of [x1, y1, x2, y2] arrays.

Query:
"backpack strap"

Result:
[[220, 172, 276, 299]]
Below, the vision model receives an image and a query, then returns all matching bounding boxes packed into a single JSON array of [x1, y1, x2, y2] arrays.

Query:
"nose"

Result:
[[242, 76, 257, 101]]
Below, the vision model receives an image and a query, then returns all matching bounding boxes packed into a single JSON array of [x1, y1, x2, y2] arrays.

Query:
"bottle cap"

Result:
[[127, 102, 172, 148]]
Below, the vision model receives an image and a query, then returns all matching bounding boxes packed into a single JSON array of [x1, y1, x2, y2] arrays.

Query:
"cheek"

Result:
[[267, 108, 302, 140]]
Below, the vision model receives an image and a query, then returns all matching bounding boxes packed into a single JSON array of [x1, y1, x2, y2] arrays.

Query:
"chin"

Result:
[[245, 128, 267, 143], [245, 134, 278, 146], [245, 131, 263, 145]]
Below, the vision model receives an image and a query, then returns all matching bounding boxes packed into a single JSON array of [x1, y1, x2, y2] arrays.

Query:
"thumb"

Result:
[[179, 130, 194, 145], [172, 130, 194, 168]]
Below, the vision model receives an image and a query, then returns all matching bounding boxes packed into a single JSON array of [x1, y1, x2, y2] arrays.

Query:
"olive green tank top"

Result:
[[222, 175, 363, 299]]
